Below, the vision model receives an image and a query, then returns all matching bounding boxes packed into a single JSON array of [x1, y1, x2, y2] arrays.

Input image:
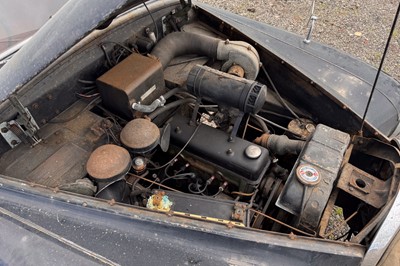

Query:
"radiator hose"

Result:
[[254, 134, 305, 156]]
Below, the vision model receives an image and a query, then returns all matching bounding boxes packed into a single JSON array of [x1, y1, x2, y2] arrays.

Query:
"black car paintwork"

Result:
[[0, 1, 398, 264], [0, 177, 364, 265], [197, 3, 400, 139], [0, 0, 141, 101]]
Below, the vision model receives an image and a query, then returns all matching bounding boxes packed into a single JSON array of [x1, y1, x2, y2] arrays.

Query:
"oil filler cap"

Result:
[[296, 164, 320, 186], [244, 145, 262, 159]]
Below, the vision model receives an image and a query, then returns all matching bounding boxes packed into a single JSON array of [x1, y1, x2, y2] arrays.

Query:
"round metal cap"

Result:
[[296, 164, 321, 186], [132, 156, 146, 172], [244, 145, 262, 159], [120, 118, 160, 153], [86, 144, 131, 181]]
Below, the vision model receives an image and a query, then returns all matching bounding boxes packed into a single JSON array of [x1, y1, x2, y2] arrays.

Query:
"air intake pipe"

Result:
[[151, 32, 260, 80], [187, 65, 267, 114]]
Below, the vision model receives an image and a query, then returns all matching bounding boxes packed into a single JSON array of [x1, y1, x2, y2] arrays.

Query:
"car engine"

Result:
[[0, 14, 398, 243]]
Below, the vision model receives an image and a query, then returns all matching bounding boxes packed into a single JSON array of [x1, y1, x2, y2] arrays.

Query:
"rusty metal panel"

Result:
[[97, 53, 165, 119], [276, 124, 350, 231], [337, 163, 390, 209]]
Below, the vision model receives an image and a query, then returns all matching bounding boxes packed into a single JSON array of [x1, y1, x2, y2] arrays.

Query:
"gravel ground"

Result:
[[198, 0, 400, 81]]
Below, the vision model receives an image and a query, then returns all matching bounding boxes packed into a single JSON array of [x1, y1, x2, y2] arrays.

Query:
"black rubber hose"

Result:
[[266, 135, 304, 156], [151, 32, 219, 69], [163, 87, 184, 100], [251, 115, 269, 133], [254, 134, 304, 156]]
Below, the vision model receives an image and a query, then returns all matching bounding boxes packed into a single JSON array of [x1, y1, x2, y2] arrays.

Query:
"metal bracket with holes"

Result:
[[0, 122, 22, 148], [7, 95, 41, 146], [337, 163, 391, 209]]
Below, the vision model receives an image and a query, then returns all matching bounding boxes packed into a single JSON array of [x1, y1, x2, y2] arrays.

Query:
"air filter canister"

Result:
[[120, 118, 160, 153], [86, 144, 131, 203], [187, 65, 267, 114], [86, 144, 131, 180]]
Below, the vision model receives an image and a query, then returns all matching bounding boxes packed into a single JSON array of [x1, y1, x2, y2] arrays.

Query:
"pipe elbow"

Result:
[[132, 96, 166, 113], [216, 40, 260, 80], [150, 32, 260, 80]]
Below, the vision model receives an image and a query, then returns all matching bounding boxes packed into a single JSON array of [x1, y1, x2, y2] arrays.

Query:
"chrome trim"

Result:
[[361, 191, 400, 265]]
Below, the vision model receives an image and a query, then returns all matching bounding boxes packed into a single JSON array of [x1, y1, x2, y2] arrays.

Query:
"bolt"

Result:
[[310, 201, 319, 209], [1, 127, 8, 133], [175, 126, 182, 134], [134, 157, 145, 167], [226, 148, 234, 155], [10, 140, 18, 146], [349, 187, 354, 192]]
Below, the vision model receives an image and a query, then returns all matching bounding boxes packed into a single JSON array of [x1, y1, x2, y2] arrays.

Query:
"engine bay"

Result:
[[0, 2, 399, 246]]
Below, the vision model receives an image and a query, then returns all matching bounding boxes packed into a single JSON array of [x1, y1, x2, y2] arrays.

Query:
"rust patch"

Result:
[[86, 144, 131, 180], [108, 199, 116, 206], [337, 163, 390, 208], [120, 118, 160, 153], [228, 64, 245, 78]]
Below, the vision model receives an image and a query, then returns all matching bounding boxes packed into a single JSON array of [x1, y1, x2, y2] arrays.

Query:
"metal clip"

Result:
[[232, 202, 247, 222]]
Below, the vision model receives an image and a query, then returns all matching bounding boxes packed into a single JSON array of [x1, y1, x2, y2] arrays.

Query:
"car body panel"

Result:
[[0, 0, 142, 101], [0, 1, 399, 265], [197, 3, 400, 139], [0, 0, 67, 53], [0, 176, 365, 265]]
